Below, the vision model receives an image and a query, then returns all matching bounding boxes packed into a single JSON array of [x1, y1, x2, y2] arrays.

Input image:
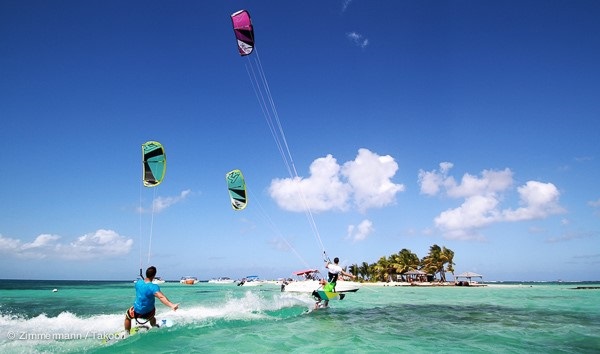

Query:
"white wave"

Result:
[[0, 291, 314, 352]]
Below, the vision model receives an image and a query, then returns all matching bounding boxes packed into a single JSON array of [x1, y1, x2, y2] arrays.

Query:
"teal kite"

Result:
[[142, 141, 166, 187], [226, 169, 247, 210]]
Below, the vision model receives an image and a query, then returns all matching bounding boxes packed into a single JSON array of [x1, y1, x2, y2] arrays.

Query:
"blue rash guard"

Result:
[[133, 280, 160, 315]]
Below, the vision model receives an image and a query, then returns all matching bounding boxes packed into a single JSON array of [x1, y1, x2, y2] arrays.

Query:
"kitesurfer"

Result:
[[124, 266, 178, 333], [325, 257, 356, 291]]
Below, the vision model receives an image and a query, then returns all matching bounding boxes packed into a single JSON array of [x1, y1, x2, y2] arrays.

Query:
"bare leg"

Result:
[[124, 317, 131, 332]]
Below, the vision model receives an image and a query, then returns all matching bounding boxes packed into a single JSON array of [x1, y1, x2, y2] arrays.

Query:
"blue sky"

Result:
[[1, 1, 599, 281]]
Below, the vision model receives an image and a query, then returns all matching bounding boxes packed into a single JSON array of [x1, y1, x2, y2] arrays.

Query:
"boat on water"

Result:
[[132, 277, 165, 284], [237, 275, 265, 287], [179, 276, 199, 285], [153, 277, 165, 284], [281, 269, 361, 293], [208, 277, 235, 284]]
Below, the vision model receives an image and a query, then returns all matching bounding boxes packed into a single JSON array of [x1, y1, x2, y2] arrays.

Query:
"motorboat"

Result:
[[281, 269, 361, 293], [152, 277, 165, 284], [179, 276, 199, 285], [133, 277, 166, 284], [208, 277, 235, 284], [237, 275, 265, 287]]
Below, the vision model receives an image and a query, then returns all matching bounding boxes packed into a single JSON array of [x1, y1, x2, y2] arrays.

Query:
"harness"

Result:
[[327, 272, 339, 284], [127, 306, 155, 326]]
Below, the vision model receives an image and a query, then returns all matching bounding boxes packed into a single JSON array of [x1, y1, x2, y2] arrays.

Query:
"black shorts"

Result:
[[126, 306, 156, 320]]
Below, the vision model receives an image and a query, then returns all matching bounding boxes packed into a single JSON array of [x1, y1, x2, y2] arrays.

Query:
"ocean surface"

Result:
[[0, 280, 598, 353]]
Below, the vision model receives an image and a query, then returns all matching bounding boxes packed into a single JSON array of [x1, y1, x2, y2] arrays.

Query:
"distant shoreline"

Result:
[[359, 280, 600, 288], [0, 279, 599, 284]]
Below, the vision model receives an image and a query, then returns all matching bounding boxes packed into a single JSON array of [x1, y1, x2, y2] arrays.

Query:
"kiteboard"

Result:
[[316, 290, 346, 302], [312, 289, 347, 310], [101, 318, 174, 344]]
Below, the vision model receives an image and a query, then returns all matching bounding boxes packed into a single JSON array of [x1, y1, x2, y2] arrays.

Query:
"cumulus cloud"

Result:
[[347, 32, 369, 48], [502, 181, 564, 221], [418, 162, 565, 240], [343, 149, 406, 211], [347, 219, 374, 242], [269, 148, 404, 213], [0, 230, 133, 260], [21, 234, 60, 250]]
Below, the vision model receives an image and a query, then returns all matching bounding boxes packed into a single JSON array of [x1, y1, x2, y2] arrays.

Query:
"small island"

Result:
[[345, 244, 485, 286]]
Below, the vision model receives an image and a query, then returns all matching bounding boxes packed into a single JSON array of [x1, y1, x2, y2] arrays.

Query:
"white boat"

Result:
[[179, 276, 199, 285], [281, 269, 361, 293], [208, 277, 235, 284], [153, 277, 165, 284], [237, 275, 265, 287]]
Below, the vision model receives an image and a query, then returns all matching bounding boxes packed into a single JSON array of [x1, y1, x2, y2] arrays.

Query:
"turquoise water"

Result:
[[1, 280, 599, 353]]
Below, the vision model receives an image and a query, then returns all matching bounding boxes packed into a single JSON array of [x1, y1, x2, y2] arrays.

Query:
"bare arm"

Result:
[[342, 270, 356, 279], [155, 291, 179, 311]]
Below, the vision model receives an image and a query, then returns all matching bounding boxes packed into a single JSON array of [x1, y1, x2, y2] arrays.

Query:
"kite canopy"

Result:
[[226, 169, 247, 210], [231, 9, 254, 56], [142, 141, 166, 187]]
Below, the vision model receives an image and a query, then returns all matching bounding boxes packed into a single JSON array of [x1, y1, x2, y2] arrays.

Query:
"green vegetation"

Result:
[[348, 244, 455, 282]]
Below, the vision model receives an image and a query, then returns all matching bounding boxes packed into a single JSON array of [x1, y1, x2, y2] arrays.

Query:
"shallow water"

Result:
[[1, 280, 598, 353]]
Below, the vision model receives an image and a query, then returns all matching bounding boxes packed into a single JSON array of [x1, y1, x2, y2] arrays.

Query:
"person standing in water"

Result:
[[124, 266, 178, 333]]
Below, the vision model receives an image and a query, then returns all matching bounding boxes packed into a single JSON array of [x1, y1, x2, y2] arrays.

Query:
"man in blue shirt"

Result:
[[124, 266, 178, 333]]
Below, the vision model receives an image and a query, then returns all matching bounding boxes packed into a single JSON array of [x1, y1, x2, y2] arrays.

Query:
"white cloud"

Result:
[[21, 234, 60, 250], [0, 234, 21, 252], [347, 219, 374, 242], [0, 230, 133, 260], [58, 229, 133, 260], [269, 155, 351, 212], [269, 148, 404, 213], [139, 189, 191, 213], [342, 149, 406, 212], [347, 32, 369, 48], [419, 163, 565, 240], [419, 163, 513, 198], [502, 181, 565, 221]]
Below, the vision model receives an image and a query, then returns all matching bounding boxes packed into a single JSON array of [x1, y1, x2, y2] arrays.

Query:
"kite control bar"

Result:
[[323, 251, 331, 263]]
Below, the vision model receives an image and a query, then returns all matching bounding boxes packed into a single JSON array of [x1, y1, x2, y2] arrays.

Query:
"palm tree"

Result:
[[358, 262, 370, 281], [441, 246, 455, 282], [422, 244, 455, 281], [349, 263, 359, 278], [372, 256, 390, 282], [349, 244, 456, 283], [385, 249, 418, 281], [421, 244, 443, 280]]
